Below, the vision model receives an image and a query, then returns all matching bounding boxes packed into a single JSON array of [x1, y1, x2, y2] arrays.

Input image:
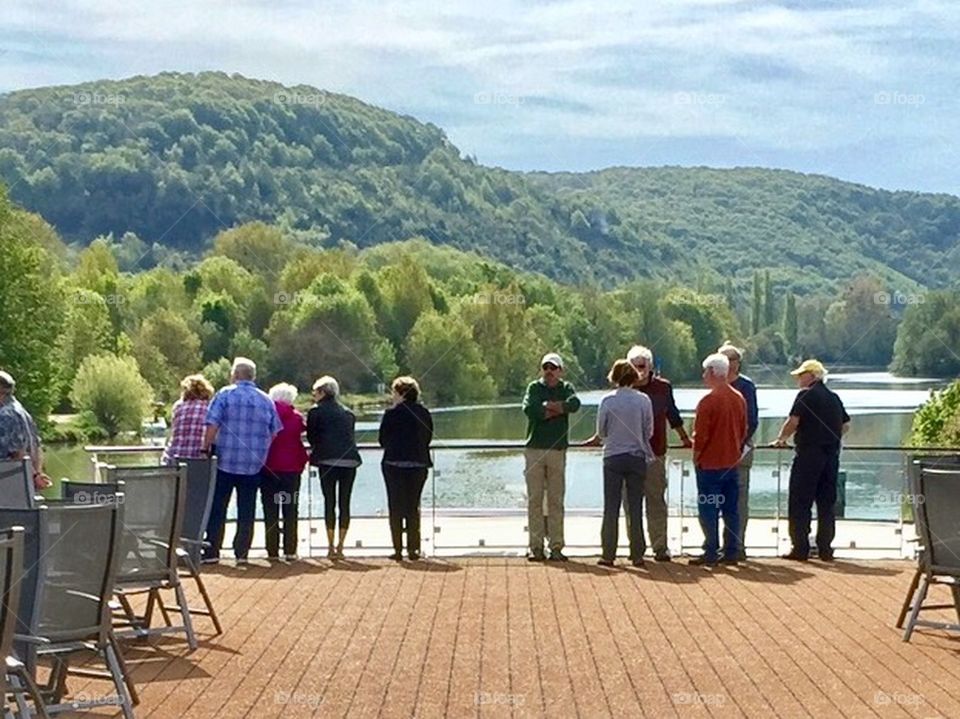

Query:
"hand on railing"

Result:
[[769, 438, 791, 449]]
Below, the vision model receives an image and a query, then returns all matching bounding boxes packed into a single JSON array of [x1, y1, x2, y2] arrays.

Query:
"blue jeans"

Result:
[[204, 469, 261, 560], [695, 467, 740, 561]]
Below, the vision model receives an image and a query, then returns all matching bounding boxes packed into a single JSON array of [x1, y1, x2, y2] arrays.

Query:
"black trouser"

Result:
[[319, 465, 357, 530], [383, 465, 428, 555], [788, 446, 839, 556], [601, 453, 646, 561], [260, 469, 301, 557]]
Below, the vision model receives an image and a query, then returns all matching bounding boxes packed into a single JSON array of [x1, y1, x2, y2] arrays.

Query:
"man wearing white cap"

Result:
[[521, 352, 581, 561], [772, 359, 850, 561]]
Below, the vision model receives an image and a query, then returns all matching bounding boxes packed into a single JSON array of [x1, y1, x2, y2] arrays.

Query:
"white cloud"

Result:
[[1, 0, 958, 190]]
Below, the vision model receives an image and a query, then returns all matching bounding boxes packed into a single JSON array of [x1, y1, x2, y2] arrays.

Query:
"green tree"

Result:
[[751, 271, 762, 335], [70, 353, 153, 437], [891, 289, 960, 376], [212, 221, 294, 292], [763, 269, 776, 328], [909, 379, 960, 447], [0, 191, 65, 420], [782, 291, 798, 357], [59, 289, 114, 394], [660, 288, 738, 364], [132, 309, 203, 398], [405, 312, 496, 403]]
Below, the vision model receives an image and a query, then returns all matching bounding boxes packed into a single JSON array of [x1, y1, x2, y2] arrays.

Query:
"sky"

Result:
[[2, 0, 959, 194]]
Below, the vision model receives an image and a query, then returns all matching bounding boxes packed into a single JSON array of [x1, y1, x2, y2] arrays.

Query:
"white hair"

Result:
[[269, 382, 298, 404], [702, 352, 730, 379], [231, 357, 256, 380], [626, 345, 654, 366], [312, 375, 340, 398], [717, 342, 743, 361]]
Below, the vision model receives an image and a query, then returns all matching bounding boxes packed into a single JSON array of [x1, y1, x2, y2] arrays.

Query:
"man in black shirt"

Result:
[[771, 360, 850, 561]]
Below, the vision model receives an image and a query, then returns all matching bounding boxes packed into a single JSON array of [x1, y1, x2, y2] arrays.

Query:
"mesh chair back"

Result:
[[915, 466, 960, 573], [102, 465, 185, 586], [60, 479, 125, 504], [0, 526, 25, 659], [0, 458, 35, 508], [0, 503, 121, 649], [181, 457, 217, 566]]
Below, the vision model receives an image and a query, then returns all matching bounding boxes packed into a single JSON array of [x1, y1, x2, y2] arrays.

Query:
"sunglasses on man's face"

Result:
[[542, 364, 559, 371]]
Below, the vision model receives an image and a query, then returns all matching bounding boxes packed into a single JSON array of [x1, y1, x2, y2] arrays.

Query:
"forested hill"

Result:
[[1, 71, 958, 291]]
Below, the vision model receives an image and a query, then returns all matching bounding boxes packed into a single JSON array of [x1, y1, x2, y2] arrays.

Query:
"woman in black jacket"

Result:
[[307, 375, 362, 559], [379, 376, 433, 560]]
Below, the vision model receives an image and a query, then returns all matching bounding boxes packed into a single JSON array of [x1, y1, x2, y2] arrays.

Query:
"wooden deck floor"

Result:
[[67, 558, 960, 718]]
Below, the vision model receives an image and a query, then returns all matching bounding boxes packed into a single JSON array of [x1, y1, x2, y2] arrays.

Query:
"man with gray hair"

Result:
[[625, 345, 692, 561], [690, 353, 747, 567], [0, 371, 52, 489], [202, 357, 282, 564], [717, 342, 758, 560]]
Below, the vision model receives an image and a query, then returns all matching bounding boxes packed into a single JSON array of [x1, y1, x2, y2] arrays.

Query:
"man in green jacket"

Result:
[[522, 352, 581, 561]]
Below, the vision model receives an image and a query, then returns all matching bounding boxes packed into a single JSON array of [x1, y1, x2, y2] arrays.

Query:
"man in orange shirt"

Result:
[[690, 353, 747, 567]]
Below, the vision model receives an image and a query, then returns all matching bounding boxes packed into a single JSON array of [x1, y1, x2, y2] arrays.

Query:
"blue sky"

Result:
[[2, 0, 958, 193]]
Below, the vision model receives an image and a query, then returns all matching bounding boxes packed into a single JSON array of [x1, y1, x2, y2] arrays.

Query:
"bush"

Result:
[[69, 353, 153, 437], [909, 379, 960, 447]]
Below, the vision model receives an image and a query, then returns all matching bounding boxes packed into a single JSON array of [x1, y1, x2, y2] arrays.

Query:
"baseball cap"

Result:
[[540, 352, 563, 369], [790, 359, 827, 377]]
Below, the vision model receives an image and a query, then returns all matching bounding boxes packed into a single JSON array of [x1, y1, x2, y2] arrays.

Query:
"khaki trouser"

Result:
[[525, 448, 566, 553], [624, 455, 667, 555]]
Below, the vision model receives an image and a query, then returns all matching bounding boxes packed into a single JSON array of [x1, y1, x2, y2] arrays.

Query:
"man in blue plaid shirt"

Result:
[[202, 357, 282, 564]]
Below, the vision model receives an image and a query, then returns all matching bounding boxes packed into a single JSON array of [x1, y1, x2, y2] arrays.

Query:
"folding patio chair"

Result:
[[153, 458, 222, 635], [901, 464, 960, 642], [896, 454, 960, 629], [0, 460, 37, 510], [0, 526, 49, 719], [100, 465, 197, 651], [0, 502, 134, 717]]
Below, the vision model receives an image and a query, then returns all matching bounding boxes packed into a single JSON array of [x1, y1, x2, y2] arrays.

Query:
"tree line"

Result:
[[2, 187, 956, 441]]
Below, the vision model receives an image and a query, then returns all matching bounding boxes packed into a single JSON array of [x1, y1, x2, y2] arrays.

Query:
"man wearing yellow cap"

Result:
[[771, 359, 850, 561]]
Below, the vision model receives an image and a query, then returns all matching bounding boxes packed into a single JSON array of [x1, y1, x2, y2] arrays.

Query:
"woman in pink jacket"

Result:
[[261, 383, 309, 561]]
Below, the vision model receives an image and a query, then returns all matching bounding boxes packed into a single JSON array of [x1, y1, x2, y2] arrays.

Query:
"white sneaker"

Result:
[[236, 557, 249, 566], [284, 554, 299, 562]]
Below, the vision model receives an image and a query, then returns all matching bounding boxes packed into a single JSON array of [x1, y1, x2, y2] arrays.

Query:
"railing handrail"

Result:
[[83, 442, 960, 454]]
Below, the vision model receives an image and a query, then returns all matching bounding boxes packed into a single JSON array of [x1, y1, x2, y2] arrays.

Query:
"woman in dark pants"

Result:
[[307, 375, 361, 559], [379, 376, 434, 561], [586, 359, 654, 567], [261, 383, 309, 561]]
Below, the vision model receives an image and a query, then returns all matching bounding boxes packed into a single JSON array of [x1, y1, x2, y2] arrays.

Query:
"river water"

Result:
[[43, 370, 945, 521]]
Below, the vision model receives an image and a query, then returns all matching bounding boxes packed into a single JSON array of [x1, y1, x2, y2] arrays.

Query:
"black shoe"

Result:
[[631, 558, 645, 568], [720, 557, 739, 567], [549, 550, 569, 562], [597, 558, 615, 567], [654, 551, 672, 563], [819, 552, 835, 562], [389, 552, 403, 561], [781, 551, 808, 562], [526, 551, 546, 562], [689, 556, 718, 567], [408, 551, 421, 561]]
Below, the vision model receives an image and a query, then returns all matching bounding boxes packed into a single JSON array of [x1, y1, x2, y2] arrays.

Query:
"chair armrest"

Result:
[[146, 538, 171, 550], [14, 633, 51, 645], [66, 589, 104, 603], [179, 538, 209, 548]]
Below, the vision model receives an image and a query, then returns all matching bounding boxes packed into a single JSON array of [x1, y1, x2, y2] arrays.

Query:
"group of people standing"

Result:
[[522, 344, 849, 567], [162, 357, 433, 564], [158, 340, 848, 566]]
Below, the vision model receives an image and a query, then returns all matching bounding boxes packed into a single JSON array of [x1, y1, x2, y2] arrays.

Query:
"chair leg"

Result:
[[109, 631, 140, 707], [104, 642, 135, 719], [952, 582, 960, 624], [11, 665, 51, 719], [896, 567, 922, 628], [193, 569, 224, 635], [175, 583, 198, 651], [903, 575, 930, 642], [155, 589, 173, 627]]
